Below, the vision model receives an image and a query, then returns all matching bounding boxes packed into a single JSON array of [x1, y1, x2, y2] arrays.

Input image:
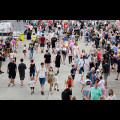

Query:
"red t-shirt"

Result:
[[97, 51, 101, 61], [40, 37, 45, 43], [66, 78, 72, 84]]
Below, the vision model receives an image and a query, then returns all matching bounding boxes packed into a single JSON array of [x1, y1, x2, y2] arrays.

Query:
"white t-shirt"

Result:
[[83, 79, 92, 91], [98, 80, 105, 89], [79, 59, 87, 69], [29, 25, 33, 30], [10, 53, 14, 58], [73, 45, 79, 54], [37, 67, 46, 78], [54, 76, 58, 84], [107, 94, 117, 100], [29, 80, 35, 87]]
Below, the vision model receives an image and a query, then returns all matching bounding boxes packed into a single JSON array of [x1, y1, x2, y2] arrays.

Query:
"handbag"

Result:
[[48, 78, 52, 83]]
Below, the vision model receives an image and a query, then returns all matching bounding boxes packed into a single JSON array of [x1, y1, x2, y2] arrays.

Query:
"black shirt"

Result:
[[18, 63, 27, 75], [62, 88, 72, 100], [44, 54, 51, 63], [29, 43, 34, 51], [103, 63, 110, 74], [30, 63, 35, 73], [8, 62, 17, 74], [103, 53, 109, 61], [51, 37, 57, 45], [71, 68, 77, 75]]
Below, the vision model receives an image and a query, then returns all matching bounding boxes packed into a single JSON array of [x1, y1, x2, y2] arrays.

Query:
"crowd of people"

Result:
[[0, 20, 119, 100]]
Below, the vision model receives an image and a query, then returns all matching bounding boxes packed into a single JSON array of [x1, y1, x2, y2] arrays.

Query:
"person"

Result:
[[81, 75, 92, 100], [28, 76, 36, 95], [113, 51, 119, 72], [0, 48, 4, 74], [29, 59, 36, 79], [101, 59, 110, 88], [74, 55, 79, 70], [34, 38, 39, 53], [28, 40, 34, 60], [11, 39, 16, 51], [27, 28, 31, 40], [36, 62, 47, 95], [107, 89, 117, 100], [53, 51, 63, 74], [55, 38, 61, 54], [9, 50, 14, 62], [98, 75, 105, 95], [68, 46, 73, 65], [88, 81, 102, 100], [79, 55, 88, 82], [23, 44, 27, 58], [89, 57, 95, 71], [13, 50, 17, 62], [61, 83, 72, 100], [61, 44, 67, 65], [87, 67, 96, 85], [5, 40, 10, 57], [54, 73, 59, 91], [51, 34, 57, 54], [47, 67, 55, 94], [31, 33, 36, 42], [73, 42, 80, 59], [40, 34, 46, 53], [18, 58, 27, 88], [44, 50, 51, 71], [115, 55, 120, 80], [70, 64, 77, 86], [7, 59, 17, 87]]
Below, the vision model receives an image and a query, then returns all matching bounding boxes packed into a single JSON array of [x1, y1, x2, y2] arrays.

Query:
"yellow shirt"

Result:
[[117, 49, 120, 55], [31, 35, 36, 41]]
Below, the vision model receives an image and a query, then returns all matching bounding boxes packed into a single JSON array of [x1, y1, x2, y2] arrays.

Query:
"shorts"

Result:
[[85, 37, 89, 42], [40, 43, 45, 47], [9, 73, 16, 79], [97, 60, 101, 66], [82, 90, 89, 98], [103, 73, 108, 80], [0, 61, 2, 67], [79, 67, 84, 74], [30, 72, 35, 77], [39, 77, 45, 85], [45, 63, 50, 69], [20, 74, 25, 80], [30, 87, 34, 90], [71, 75, 75, 80]]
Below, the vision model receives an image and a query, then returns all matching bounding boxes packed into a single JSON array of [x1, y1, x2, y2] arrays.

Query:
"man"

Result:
[[87, 67, 96, 85], [0, 48, 4, 74], [61, 83, 72, 100], [40, 34, 46, 53], [88, 81, 102, 100], [18, 58, 27, 88], [44, 50, 51, 71], [31, 33, 37, 42], [36, 62, 47, 95], [7, 59, 17, 87], [28, 40, 34, 60], [115, 56, 120, 80], [101, 59, 110, 88], [51, 34, 57, 54]]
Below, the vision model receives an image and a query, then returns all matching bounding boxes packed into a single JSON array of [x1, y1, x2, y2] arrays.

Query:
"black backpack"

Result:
[[102, 38, 105, 45], [61, 89, 70, 100]]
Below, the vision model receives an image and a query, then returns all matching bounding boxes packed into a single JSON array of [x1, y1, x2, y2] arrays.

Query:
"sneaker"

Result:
[[105, 86, 108, 89], [8, 83, 10, 87], [31, 93, 33, 95], [115, 78, 118, 80], [54, 88, 56, 90], [21, 85, 23, 88], [57, 89, 59, 91], [0, 71, 4, 73]]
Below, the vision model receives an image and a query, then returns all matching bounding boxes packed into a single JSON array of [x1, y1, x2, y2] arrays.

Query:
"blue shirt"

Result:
[[89, 87, 102, 100], [112, 45, 117, 52], [64, 36, 69, 41]]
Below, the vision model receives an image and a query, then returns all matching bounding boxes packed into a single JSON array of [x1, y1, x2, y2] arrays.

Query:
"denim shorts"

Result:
[[97, 60, 101, 66], [30, 72, 35, 77], [79, 67, 84, 74], [39, 77, 45, 85], [82, 90, 89, 98]]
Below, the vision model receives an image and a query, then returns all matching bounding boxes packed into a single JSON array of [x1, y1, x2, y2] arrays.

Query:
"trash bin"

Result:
[[20, 33, 24, 41]]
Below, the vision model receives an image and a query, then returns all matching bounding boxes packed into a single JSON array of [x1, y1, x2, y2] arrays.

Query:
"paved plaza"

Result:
[[0, 20, 120, 100]]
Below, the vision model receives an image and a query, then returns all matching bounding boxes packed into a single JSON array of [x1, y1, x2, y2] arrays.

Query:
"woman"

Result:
[[68, 46, 73, 65], [53, 51, 62, 74], [27, 28, 31, 40], [47, 67, 55, 94], [34, 38, 39, 53], [5, 40, 10, 57], [107, 89, 117, 100], [98, 75, 105, 96], [73, 42, 80, 59], [113, 51, 119, 72], [61, 44, 67, 65], [80, 49, 87, 59]]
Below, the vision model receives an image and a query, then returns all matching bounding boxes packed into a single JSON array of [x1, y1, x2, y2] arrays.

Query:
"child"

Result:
[[64, 75, 72, 91], [70, 65, 77, 86], [68, 46, 73, 65], [13, 50, 18, 62], [54, 73, 59, 91], [9, 50, 14, 62], [75, 55, 79, 70], [23, 44, 27, 58], [28, 76, 36, 95]]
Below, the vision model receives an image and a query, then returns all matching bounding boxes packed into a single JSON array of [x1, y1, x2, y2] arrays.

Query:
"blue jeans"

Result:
[[29, 50, 33, 59], [82, 90, 89, 98]]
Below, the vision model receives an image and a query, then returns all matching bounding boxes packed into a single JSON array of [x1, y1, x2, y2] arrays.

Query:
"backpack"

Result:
[[86, 32, 89, 36], [61, 89, 70, 100]]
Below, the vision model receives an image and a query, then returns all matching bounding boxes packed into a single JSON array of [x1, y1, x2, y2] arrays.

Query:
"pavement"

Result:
[[0, 20, 120, 100]]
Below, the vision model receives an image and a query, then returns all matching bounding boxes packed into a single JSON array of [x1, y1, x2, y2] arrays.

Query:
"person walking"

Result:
[[36, 62, 47, 95], [18, 58, 27, 88]]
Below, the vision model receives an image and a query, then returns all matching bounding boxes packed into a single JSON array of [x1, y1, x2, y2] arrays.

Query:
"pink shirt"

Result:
[[11, 39, 16, 45]]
